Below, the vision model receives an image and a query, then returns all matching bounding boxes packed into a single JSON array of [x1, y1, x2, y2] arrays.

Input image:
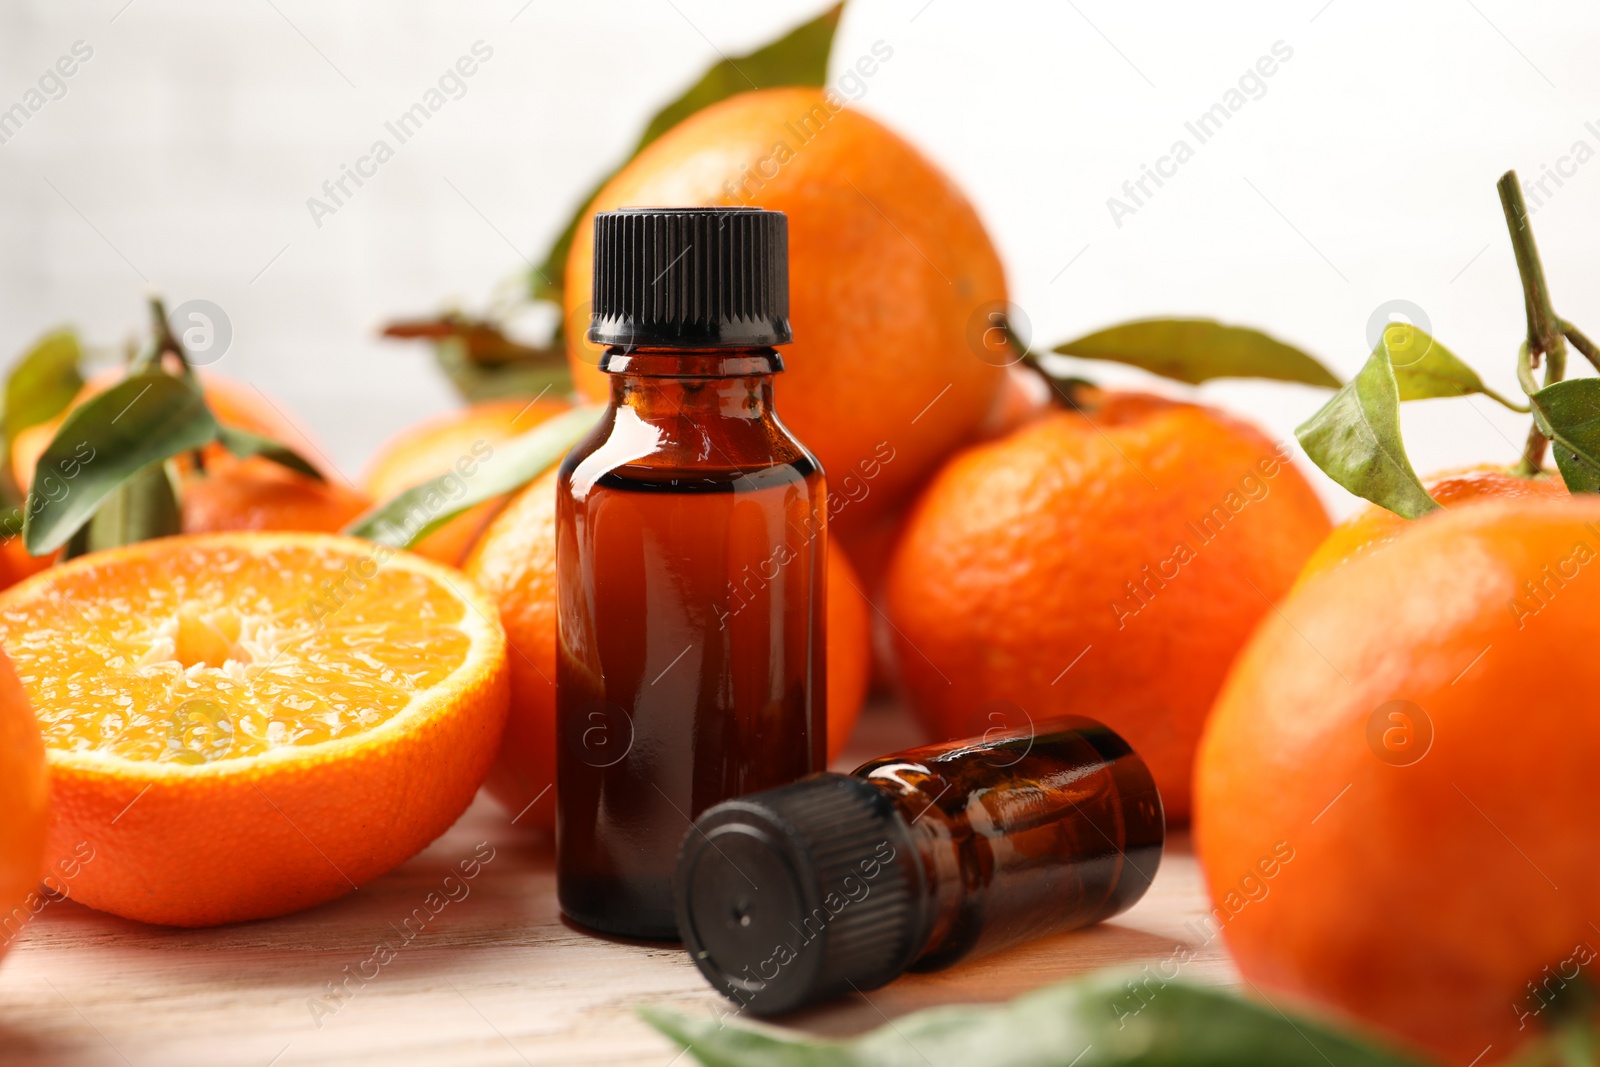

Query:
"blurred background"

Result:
[[2, 0, 1596, 515]]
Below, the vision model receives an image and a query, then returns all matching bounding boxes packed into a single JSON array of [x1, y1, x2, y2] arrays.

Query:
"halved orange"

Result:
[[0, 653, 47, 962], [0, 532, 508, 927]]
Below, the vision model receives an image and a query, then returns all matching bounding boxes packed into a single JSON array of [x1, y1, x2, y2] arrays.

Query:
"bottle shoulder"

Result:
[[558, 402, 825, 498]]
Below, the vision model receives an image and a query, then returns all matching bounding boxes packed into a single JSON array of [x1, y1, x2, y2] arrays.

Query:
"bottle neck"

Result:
[[600, 346, 784, 377], [601, 346, 784, 420]]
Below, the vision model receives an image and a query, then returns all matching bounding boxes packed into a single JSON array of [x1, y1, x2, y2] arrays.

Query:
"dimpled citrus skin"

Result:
[[465, 471, 874, 831], [182, 456, 371, 536], [0, 533, 509, 927], [886, 392, 1331, 822], [362, 399, 571, 566], [564, 88, 1008, 536], [1296, 465, 1568, 588], [1196, 500, 1600, 1063], [0, 653, 47, 962]]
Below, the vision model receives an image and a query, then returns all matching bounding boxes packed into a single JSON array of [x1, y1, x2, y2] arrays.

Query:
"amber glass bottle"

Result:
[[675, 716, 1164, 1013], [556, 208, 826, 939]]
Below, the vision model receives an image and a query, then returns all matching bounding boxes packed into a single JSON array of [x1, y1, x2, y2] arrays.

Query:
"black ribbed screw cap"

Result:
[[674, 773, 926, 1016], [588, 207, 792, 349]]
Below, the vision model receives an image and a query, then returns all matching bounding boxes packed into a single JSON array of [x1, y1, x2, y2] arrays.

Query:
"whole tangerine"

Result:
[[182, 457, 370, 536], [885, 391, 1330, 822], [1196, 498, 1600, 1062], [563, 88, 1008, 536], [1297, 465, 1568, 587]]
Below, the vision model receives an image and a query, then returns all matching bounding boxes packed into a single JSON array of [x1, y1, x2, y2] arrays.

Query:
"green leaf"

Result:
[[4, 328, 85, 446], [528, 3, 844, 303], [1296, 344, 1440, 520], [1530, 377, 1600, 492], [641, 970, 1426, 1067], [0, 328, 87, 507], [216, 425, 324, 482], [1380, 323, 1526, 410], [345, 404, 603, 548], [433, 336, 574, 403], [380, 317, 573, 404], [24, 372, 218, 555], [62, 461, 182, 560], [1051, 319, 1341, 388]]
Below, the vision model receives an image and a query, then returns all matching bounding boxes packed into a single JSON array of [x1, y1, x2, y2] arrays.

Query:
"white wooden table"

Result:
[[0, 703, 1235, 1066]]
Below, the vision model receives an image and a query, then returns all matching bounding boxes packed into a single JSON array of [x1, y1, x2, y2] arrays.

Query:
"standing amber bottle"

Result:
[[556, 208, 826, 939]]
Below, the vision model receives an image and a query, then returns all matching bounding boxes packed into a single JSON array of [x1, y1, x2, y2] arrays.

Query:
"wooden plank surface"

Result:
[[0, 703, 1234, 1066]]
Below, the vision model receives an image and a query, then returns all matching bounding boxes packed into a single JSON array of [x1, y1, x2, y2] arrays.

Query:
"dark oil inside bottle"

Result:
[[556, 351, 827, 939], [856, 716, 1164, 969]]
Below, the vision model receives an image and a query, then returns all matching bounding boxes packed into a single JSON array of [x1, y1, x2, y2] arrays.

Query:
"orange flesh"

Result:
[[0, 541, 472, 764]]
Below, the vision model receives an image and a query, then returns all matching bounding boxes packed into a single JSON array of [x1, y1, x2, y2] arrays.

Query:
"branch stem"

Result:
[[146, 295, 194, 376], [1561, 320, 1600, 375], [1499, 171, 1568, 475]]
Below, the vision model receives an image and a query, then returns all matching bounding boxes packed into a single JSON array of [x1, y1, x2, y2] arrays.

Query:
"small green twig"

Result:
[[1020, 352, 1098, 413], [1483, 385, 1532, 414], [1517, 343, 1541, 397], [1561, 319, 1600, 375], [146, 295, 195, 376], [142, 295, 208, 471], [1499, 171, 1569, 475]]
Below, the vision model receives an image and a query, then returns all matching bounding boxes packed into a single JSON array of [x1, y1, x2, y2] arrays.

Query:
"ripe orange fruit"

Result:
[[833, 358, 1053, 689], [824, 541, 872, 757], [12, 370, 322, 492], [0, 653, 47, 962], [0, 533, 508, 926], [1298, 465, 1567, 585], [182, 457, 370, 536], [1196, 499, 1600, 1063], [0, 536, 54, 592], [833, 506, 907, 693], [361, 398, 571, 565], [464, 471, 872, 831], [976, 363, 1053, 441], [885, 391, 1330, 822], [182, 373, 321, 461], [564, 88, 1008, 536]]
